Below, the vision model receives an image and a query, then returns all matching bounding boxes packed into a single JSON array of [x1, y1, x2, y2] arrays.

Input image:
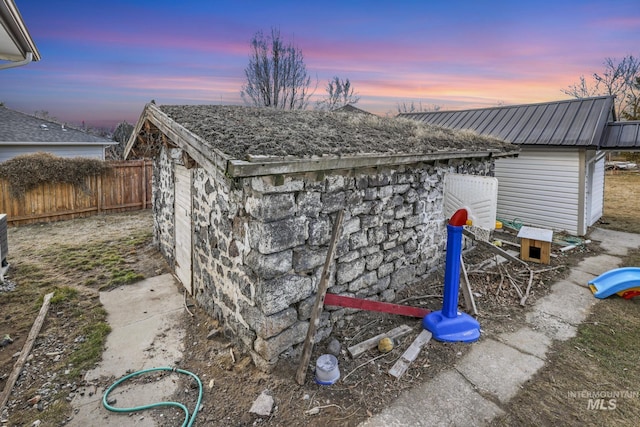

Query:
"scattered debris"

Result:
[[347, 324, 412, 358], [249, 390, 274, 417], [324, 293, 430, 318], [377, 337, 394, 353], [459, 254, 478, 315], [206, 328, 220, 340], [326, 338, 341, 356], [389, 330, 432, 379], [304, 404, 343, 416], [0, 334, 13, 347], [0, 292, 54, 412]]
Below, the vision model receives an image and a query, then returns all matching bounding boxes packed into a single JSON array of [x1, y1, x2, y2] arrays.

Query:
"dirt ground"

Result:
[[0, 210, 603, 426]]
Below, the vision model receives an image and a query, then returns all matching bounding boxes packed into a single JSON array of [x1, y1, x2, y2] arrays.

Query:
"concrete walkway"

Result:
[[361, 228, 640, 427], [68, 274, 185, 427]]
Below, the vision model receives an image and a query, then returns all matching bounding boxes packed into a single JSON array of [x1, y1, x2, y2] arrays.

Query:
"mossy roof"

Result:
[[159, 105, 517, 160]]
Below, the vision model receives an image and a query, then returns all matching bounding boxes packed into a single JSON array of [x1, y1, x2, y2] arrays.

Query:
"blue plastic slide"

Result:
[[588, 267, 640, 299]]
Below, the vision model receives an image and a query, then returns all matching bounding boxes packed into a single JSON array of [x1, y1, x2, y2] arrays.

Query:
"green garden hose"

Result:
[[102, 366, 203, 427]]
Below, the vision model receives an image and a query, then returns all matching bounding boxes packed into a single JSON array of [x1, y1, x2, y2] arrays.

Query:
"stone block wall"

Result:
[[152, 146, 178, 266], [154, 145, 493, 370]]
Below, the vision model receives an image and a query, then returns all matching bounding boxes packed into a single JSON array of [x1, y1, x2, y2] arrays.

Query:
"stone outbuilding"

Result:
[[124, 103, 517, 370]]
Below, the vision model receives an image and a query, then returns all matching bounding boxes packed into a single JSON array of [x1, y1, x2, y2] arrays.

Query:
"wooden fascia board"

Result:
[[227, 150, 512, 178], [124, 103, 231, 178], [144, 106, 230, 176], [123, 104, 150, 159]]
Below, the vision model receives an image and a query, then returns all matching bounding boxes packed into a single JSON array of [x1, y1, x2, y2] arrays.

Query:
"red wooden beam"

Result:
[[324, 293, 430, 318]]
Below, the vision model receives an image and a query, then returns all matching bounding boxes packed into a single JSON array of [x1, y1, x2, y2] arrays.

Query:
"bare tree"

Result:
[[562, 55, 640, 119], [106, 121, 134, 160], [241, 28, 313, 110], [315, 76, 360, 111], [621, 76, 640, 120], [396, 101, 441, 114]]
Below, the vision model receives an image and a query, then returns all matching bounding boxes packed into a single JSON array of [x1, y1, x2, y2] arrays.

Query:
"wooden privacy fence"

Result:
[[0, 160, 153, 226]]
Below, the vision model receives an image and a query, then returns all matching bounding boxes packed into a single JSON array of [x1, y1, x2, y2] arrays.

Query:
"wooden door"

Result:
[[174, 164, 192, 294]]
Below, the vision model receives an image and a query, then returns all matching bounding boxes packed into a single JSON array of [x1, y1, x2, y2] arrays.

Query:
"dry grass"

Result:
[[601, 171, 640, 234], [491, 175, 640, 427]]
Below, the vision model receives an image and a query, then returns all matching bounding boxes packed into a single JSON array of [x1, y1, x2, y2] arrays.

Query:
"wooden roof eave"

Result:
[[227, 149, 518, 178], [125, 103, 518, 179], [124, 103, 231, 177]]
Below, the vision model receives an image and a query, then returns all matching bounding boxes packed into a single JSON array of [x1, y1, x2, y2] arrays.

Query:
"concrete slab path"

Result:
[[68, 274, 185, 427], [361, 228, 638, 426]]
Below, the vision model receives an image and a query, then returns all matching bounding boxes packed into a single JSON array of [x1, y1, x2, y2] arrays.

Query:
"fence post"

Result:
[[97, 173, 103, 213]]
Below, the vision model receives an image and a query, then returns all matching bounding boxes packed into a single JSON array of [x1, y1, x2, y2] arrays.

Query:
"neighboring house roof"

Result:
[[0, 0, 40, 66], [400, 96, 616, 148], [0, 106, 115, 145], [332, 104, 373, 115], [601, 121, 640, 150], [125, 103, 518, 178]]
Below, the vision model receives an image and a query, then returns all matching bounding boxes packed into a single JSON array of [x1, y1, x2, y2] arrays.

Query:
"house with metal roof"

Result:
[[0, 106, 116, 162], [400, 95, 640, 236]]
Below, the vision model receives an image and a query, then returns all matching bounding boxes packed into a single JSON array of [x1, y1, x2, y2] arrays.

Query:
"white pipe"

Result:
[[0, 51, 33, 70]]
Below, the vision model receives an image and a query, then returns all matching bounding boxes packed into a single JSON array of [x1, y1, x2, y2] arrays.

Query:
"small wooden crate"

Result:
[[517, 226, 553, 264]]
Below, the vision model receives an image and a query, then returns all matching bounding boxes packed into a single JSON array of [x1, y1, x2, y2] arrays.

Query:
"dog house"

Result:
[[125, 103, 517, 370], [518, 226, 553, 264]]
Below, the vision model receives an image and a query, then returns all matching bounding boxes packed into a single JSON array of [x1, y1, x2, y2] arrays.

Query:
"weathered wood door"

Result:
[[174, 164, 192, 294]]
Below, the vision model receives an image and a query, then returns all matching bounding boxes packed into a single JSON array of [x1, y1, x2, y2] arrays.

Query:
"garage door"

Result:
[[174, 164, 192, 294]]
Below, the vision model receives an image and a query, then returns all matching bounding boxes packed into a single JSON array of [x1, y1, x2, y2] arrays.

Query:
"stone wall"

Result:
[[154, 145, 494, 370], [152, 146, 177, 267]]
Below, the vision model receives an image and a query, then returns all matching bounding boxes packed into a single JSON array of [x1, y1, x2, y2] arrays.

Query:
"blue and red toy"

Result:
[[588, 267, 640, 299], [423, 208, 480, 342]]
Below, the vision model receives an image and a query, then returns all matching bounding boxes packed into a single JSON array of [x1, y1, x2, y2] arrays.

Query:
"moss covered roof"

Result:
[[159, 105, 517, 160]]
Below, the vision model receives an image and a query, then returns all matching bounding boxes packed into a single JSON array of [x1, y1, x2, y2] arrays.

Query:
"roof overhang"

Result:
[[0, 141, 118, 146], [0, 0, 40, 68], [126, 103, 518, 179], [600, 121, 640, 151]]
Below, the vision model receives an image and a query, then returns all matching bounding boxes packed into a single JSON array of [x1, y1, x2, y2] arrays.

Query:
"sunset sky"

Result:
[[2, 0, 639, 128]]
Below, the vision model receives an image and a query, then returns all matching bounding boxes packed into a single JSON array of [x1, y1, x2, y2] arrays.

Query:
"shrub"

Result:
[[0, 152, 110, 197]]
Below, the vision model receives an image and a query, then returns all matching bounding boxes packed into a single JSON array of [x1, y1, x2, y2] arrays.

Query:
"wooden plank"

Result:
[[227, 151, 497, 178], [463, 229, 526, 265], [0, 292, 54, 411], [459, 254, 478, 316], [324, 293, 430, 318], [388, 329, 432, 379], [296, 210, 344, 385], [347, 324, 413, 358]]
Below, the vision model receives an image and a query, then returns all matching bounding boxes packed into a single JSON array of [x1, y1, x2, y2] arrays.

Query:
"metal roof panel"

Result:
[[399, 96, 615, 147]]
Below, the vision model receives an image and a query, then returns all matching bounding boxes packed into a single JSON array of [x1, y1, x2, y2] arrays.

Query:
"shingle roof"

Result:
[[400, 96, 615, 147], [601, 121, 640, 150], [0, 106, 114, 144]]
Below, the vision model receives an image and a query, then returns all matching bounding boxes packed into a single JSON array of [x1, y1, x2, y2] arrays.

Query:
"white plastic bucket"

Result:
[[314, 354, 340, 385]]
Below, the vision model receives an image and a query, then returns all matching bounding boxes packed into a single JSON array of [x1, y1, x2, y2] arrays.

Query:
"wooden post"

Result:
[[0, 292, 54, 411], [459, 254, 478, 316], [97, 173, 103, 214], [295, 210, 344, 385]]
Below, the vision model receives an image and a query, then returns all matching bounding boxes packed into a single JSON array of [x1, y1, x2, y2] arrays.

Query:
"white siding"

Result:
[[587, 151, 605, 227], [0, 145, 105, 162], [495, 148, 582, 235], [174, 164, 192, 294]]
